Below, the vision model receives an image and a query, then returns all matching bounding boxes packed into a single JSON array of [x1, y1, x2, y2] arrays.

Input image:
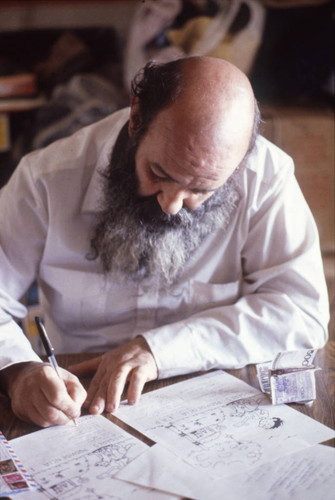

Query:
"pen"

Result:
[[34, 316, 78, 426]]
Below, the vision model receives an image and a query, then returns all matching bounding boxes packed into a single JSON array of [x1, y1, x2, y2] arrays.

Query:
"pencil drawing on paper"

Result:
[[26, 437, 150, 500], [10, 414, 171, 500], [151, 394, 286, 475], [33, 440, 139, 500]]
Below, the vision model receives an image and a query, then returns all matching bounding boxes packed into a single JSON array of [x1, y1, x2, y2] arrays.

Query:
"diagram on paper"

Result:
[[116, 371, 332, 480], [33, 442, 137, 499], [11, 415, 177, 500], [150, 393, 288, 477]]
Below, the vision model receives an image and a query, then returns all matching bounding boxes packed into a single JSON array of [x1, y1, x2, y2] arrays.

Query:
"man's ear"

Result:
[[128, 97, 142, 137]]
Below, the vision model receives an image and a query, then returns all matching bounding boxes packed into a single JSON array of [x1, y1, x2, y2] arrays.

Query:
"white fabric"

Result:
[[0, 108, 329, 378]]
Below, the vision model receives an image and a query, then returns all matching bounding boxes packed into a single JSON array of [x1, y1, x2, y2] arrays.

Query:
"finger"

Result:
[[83, 370, 103, 409], [42, 384, 79, 420], [32, 400, 72, 427], [39, 369, 83, 420], [64, 381, 87, 419], [85, 384, 105, 415], [89, 395, 106, 415], [84, 366, 111, 414], [68, 356, 102, 376], [105, 365, 131, 413], [127, 367, 148, 405], [14, 390, 72, 428], [63, 372, 87, 407]]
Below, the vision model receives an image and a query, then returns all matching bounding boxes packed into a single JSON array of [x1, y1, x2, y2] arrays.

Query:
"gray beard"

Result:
[[90, 124, 241, 287]]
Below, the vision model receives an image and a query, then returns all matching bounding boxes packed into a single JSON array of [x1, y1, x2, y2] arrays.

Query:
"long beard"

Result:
[[90, 123, 241, 287]]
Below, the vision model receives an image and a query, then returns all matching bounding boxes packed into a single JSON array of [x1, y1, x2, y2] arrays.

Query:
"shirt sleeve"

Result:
[[0, 156, 46, 369], [143, 156, 329, 379]]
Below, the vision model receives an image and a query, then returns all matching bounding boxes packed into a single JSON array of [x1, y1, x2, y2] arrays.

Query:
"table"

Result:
[[1, 341, 334, 446]]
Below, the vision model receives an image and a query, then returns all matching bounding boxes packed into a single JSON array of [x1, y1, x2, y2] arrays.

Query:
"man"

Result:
[[0, 57, 329, 428]]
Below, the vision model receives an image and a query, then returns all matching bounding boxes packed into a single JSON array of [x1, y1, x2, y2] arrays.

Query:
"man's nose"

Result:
[[156, 186, 187, 215]]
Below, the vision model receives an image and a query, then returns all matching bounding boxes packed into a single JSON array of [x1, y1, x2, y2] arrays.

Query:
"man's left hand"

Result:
[[68, 337, 158, 414]]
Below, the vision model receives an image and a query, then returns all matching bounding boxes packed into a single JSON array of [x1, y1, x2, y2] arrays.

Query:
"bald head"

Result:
[[160, 56, 255, 168], [130, 56, 257, 159], [178, 56, 254, 114], [130, 56, 259, 215]]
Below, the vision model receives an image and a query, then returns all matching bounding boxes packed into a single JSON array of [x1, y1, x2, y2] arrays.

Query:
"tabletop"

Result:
[[1, 341, 334, 446]]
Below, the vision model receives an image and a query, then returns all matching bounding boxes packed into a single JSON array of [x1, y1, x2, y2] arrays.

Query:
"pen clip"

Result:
[[35, 316, 54, 358]]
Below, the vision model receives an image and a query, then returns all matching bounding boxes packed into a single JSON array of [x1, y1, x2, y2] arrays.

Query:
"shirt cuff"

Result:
[[0, 319, 41, 370], [142, 321, 204, 379]]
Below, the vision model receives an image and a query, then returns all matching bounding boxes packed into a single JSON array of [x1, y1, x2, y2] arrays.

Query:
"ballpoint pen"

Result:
[[34, 316, 78, 425]]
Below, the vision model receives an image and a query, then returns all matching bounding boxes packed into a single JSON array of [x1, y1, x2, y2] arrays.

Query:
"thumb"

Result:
[[68, 356, 102, 376]]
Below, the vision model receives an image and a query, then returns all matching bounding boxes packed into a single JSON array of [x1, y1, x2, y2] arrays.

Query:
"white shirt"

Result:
[[0, 108, 329, 378]]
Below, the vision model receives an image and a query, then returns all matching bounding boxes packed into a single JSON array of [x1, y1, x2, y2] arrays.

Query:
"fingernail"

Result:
[[107, 404, 115, 413], [128, 399, 135, 405], [90, 404, 101, 414]]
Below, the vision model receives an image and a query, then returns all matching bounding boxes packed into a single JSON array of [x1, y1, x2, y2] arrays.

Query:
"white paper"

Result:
[[228, 443, 335, 500], [116, 371, 335, 479], [272, 349, 317, 370], [10, 415, 180, 500], [118, 443, 214, 500], [118, 443, 335, 500]]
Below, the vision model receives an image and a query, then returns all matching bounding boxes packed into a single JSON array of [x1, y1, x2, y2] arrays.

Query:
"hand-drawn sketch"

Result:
[[32, 440, 140, 499], [117, 442, 335, 500], [258, 416, 284, 430], [11, 415, 179, 500], [226, 395, 269, 425], [116, 371, 335, 480], [188, 435, 262, 472], [149, 394, 270, 475]]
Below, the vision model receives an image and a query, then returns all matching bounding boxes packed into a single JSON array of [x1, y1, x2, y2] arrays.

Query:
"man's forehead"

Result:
[[145, 113, 238, 189]]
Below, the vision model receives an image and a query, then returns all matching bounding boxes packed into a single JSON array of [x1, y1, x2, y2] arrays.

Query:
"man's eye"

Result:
[[150, 168, 167, 181], [192, 190, 213, 197]]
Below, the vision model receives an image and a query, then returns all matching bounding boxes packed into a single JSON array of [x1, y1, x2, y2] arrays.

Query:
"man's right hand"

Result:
[[1, 361, 87, 427]]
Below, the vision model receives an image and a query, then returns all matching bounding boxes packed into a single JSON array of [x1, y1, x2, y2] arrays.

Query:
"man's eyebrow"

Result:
[[151, 163, 175, 181], [151, 163, 216, 193]]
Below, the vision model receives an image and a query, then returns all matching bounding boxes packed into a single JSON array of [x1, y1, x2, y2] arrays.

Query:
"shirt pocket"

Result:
[[76, 279, 137, 331], [41, 267, 136, 333]]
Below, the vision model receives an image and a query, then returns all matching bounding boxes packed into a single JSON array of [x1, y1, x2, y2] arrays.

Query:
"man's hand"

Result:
[[68, 337, 158, 414], [1, 361, 87, 427]]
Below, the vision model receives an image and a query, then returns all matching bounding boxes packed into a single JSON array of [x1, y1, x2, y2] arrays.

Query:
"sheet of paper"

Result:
[[10, 415, 180, 500], [117, 443, 335, 500], [227, 443, 335, 500], [116, 370, 335, 480], [118, 443, 226, 500]]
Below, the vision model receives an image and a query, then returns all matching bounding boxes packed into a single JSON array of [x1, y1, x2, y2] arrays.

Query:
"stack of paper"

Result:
[[7, 370, 335, 500]]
